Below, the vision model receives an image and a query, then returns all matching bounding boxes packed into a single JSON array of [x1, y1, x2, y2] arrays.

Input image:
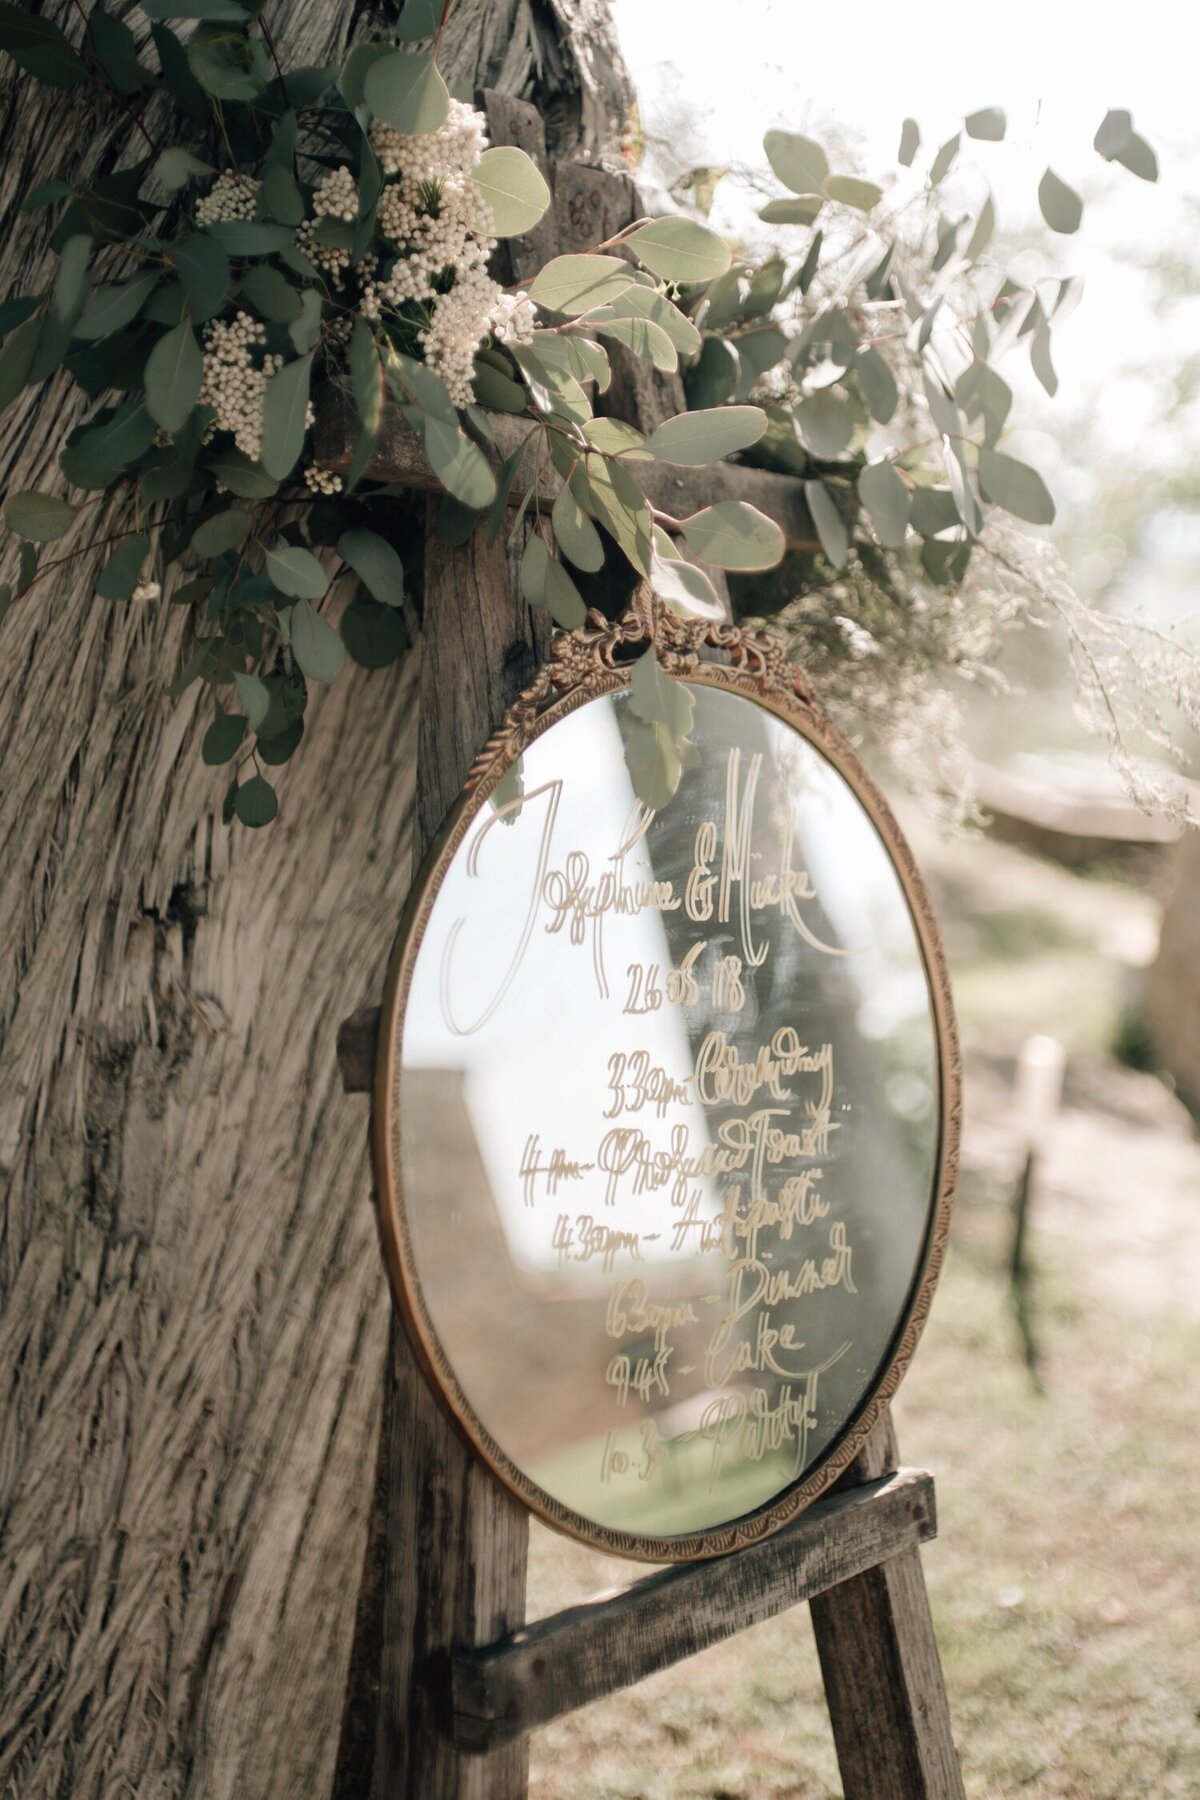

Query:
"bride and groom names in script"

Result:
[[442, 745, 859, 1495]]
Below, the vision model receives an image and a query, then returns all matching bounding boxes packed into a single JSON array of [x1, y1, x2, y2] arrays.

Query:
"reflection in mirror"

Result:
[[398, 682, 940, 1545]]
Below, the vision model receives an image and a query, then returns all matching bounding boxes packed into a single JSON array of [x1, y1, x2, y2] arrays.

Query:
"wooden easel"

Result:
[[327, 92, 964, 1799]]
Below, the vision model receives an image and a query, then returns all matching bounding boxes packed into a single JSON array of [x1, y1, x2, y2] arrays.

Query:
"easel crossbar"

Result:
[[449, 1466, 936, 1751]]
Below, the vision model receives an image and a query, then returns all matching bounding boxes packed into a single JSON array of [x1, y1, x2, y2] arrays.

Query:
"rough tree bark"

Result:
[[0, 4, 632, 1794]]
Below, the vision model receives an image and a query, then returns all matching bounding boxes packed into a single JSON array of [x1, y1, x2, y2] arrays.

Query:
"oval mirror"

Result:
[[375, 651, 957, 1559]]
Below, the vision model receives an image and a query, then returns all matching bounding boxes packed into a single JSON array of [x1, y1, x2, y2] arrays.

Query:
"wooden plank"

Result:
[[450, 1467, 936, 1751], [811, 1415, 965, 1800], [313, 388, 819, 555], [359, 506, 549, 1800]]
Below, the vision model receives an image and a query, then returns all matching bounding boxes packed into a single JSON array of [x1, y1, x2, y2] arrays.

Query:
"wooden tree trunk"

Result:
[[0, 5, 631, 1795]]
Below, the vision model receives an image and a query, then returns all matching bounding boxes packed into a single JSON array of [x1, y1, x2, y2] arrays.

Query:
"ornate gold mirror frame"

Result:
[[372, 596, 961, 1561]]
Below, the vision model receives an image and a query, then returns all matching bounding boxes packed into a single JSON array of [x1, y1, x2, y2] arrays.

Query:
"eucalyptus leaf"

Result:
[[1038, 168, 1083, 234], [96, 532, 152, 600], [898, 118, 920, 167], [804, 479, 850, 568], [858, 460, 909, 548], [551, 483, 604, 571], [364, 50, 449, 134], [645, 405, 766, 466], [341, 596, 406, 667], [75, 270, 160, 340], [5, 490, 77, 542], [472, 355, 528, 411], [965, 106, 1006, 141], [763, 130, 828, 196], [192, 509, 250, 557], [519, 533, 552, 607], [260, 351, 313, 480], [978, 447, 1056, 524], [626, 218, 732, 284], [266, 541, 327, 598], [595, 315, 678, 371], [929, 134, 960, 184], [854, 345, 898, 424], [290, 596, 345, 682], [52, 234, 92, 326], [680, 501, 784, 571], [205, 448, 278, 497], [232, 774, 277, 828], [471, 145, 551, 237], [338, 527, 404, 604], [796, 389, 854, 458], [234, 671, 270, 727], [338, 41, 390, 109], [542, 557, 585, 628], [59, 400, 155, 487], [527, 254, 635, 316], [584, 454, 652, 576], [144, 320, 202, 433], [823, 174, 882, 211], [172, 235, 230, 316], [239, 264, 303, 323], [202, 710, 247, 765], [582, 417, 648, 459], [683, 335, 739, 410], [422, 416, 497, 508], [758, 196, 823, 226], [604, 284, 700, 354]]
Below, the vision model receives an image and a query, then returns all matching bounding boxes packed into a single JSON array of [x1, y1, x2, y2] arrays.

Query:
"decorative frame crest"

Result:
[[372, 594, 961, 1562]]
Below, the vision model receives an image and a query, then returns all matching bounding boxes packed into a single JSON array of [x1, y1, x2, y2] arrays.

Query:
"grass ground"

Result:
[[525, 821, 1200, 1799]]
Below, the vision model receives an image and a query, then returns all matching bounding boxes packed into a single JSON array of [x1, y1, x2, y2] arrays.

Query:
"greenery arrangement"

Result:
[[0, 0, 1187, 824]]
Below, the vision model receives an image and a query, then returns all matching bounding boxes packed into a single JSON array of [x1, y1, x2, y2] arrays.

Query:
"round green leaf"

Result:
[[626, 218, 732, 284], [363, 49, 449, 134], [543, 557, 585, 629], [234, 671, 270, 728], [95, 532, 151, 599], [192, 509, 250, 557], [680, 501, 784, 571], [423, 417, 496, 508], [977, 448, 1056, 525], [75, 271, 160, 341], [471, 145, 551, 237], [232, 774, 277, 827], [290, 596, 346, 683], [854, 346, 899, 425], [1038, 168, 1083, 234], [341, 595, 406, 668], [202, 710, 247, 765], [823, 175, 882, 212], [763, 130, 828, 196], [804, 479, 849, 568], [520, 533, 551, 607], [4, 490, 77, 541], [796, 390, 854, 458], [645, 405, 767, 466], [551, 483, 604, 572], [257, 717, 304, 764], [965, 106, 1006, 142], [684, 335, 739, 410], [266, 541, 327, 598], [596, 316, 678, 372], [339, 41, 391, 109], [898, 119, 920, 167], [758, 196, 823, 226], [145, 320, 202, 433], [338, 527, 404, 605], [858, 460, 910, 548], [527, 255, 635, 317]]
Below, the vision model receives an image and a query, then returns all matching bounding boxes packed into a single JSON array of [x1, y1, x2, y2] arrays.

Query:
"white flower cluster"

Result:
[[198, 312, 314, 463], [491, 289, 536, 347], [298, 165, 359, 276], [361, 101, 533, 405], [195, 172, 260, 227], [304, 463, 343, 495]]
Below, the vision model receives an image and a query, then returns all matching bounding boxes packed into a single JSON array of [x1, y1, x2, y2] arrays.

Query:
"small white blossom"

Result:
[[304, 463, 343, 495], [195, 172, 260, 227], [131, 580, 161, 602], [490, 289, 536, 346], [298, 165, 359, 276]]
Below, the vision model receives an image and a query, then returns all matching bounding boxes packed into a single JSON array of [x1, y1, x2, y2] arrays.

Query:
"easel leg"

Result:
[[810, 1411, 964, 1800]]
